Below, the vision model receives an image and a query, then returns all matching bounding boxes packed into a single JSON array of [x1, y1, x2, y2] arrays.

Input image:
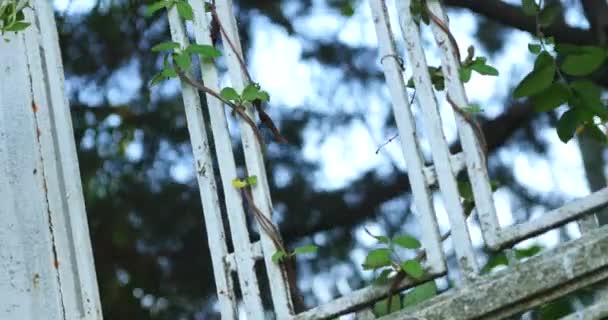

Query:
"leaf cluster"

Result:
[[514, 5, 607, 143], [0, 0, 30, 34]]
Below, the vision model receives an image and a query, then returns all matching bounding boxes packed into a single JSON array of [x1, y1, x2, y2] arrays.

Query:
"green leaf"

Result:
[[272, 250, 287, 263], [242, 84, 261, 102], [513, 52, 555, 98], [176, 1, 194, 20], [220, 87, 240, 102], [373, 269, 393, 286], [186, 44, 221, 58], [429, 66, 445, 91], [232, 176, 257, 188], [580, 124, 607, 144], [402, 281, 437, 307], [556, 109, 580, 143], [293, 245, 319, 255], [457, 180, 474, 201], [149, 72, 166, 87], [257, 91, 270, 102], [392, 234, 421, 249], [570, 80, 608, 118], [514, 245, 543, 259], [173, 52, 191, 70], [481, 253, 508, 274], [471, 58, 499, 76], [232, 178, 248, 189], [373, 296, 402, 316], [161, 67, 177, 78], [538, 3, 560, 27], [145, 1, 171, 16], [246, 175, 258, 186], [4, 21, 29, 32], [401, 260, 424, 279], [561, 46, 606, 76], [462, 103, 483, 114], [521, 0, 538, 16], [531, 82, 570, 112], [151, 41, 180, 52], [555, 43, 585, 55], [528, 43, 542, 54], [339, 2, 355, 17], [459, 66, 472, 82], [362, 248, 392, 270], [364, 229, 390, 244]]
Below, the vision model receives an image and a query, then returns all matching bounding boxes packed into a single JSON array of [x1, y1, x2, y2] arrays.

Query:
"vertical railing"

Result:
[[395, 0, 479, 279], [0, 1, 102, 319], [168, 0, 295, 318]]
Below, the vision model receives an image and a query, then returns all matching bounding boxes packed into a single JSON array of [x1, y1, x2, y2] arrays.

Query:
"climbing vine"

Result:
[[0, 0, 30, 34], [145, 0, 317, 272]]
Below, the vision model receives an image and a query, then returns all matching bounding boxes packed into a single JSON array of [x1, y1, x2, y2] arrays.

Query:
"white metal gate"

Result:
[[1, 0, 608, 319]]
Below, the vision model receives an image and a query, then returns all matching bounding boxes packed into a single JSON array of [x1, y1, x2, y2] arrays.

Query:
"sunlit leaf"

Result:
[[173, 52, 191, 70], [186, 44, 221, 58], [220, 87, 240, 102], [402, 281, 437, 307], [293, 245, 319, 255], [362, 248, 392, 270], [400, 260, 424, 279], [151, 41, 180, 52], [176, 1, 194, 20], [373, 296, 402, 316], [392, 234, 421, 249], [272, 250, 287, 263]]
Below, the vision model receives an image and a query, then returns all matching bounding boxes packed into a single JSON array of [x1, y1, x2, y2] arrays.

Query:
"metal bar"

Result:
[[426, 1, 501, 247], [215, 0, 295, 316], [368, 0, 445, 274], [395, 0, 479, 278], [166, 6, 263, 318]]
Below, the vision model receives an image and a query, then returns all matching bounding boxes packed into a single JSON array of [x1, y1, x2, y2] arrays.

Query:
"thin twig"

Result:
[[375, 90, 417, 154]]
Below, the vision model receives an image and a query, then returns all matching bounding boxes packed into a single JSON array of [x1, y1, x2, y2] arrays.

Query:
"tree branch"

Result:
[[444, 0, 595, 45], [282, 101, 535, 242]]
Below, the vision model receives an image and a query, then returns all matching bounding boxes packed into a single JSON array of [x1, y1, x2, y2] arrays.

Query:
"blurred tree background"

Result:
[[52, 0, 607, 319]]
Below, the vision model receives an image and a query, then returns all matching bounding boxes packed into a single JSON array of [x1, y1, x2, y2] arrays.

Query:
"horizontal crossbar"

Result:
[[487, 187, 608, 250], [379, 225, 608, 320], [224, 241, 263, 272]]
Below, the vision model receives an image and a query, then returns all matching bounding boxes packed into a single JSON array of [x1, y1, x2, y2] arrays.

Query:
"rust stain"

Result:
[[53, 258, 59, 269], [32, 102, 38, 113]]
